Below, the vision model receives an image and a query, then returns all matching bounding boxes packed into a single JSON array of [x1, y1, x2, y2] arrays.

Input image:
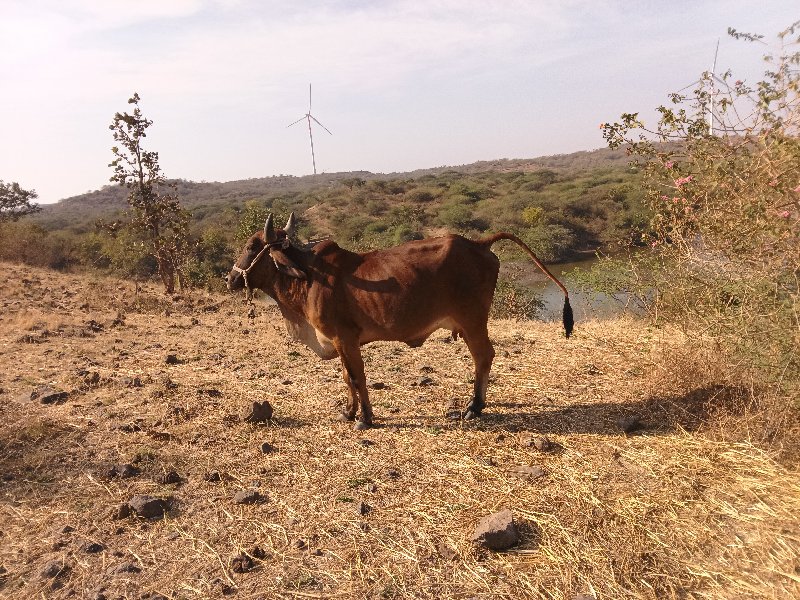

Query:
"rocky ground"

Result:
[[0, 262, 798, 600]]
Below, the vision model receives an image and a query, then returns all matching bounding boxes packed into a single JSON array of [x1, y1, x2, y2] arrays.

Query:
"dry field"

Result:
[[0, 262, 798, 600]]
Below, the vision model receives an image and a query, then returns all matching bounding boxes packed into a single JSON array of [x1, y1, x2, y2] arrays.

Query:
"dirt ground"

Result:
[[0, 262, 798, 600]]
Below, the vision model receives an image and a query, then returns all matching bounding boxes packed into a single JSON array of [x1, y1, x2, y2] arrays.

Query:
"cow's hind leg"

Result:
[[462, 325, 495, 420], [334, 339, 374, 430]]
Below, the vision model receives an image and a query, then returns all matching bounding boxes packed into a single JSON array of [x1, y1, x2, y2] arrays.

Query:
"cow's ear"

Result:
[[271, 251, 306, 279], [264, 214, 276, 243], [284, 212, 297, 238]]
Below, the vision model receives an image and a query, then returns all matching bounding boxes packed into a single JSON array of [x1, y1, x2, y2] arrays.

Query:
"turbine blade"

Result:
[[287, 116, 306, 127], [309, 114, 333, 135], [309, 83, 312, 112]]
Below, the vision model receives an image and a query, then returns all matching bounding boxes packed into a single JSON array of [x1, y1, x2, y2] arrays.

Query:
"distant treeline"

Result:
[[3, 153, 646, 295]]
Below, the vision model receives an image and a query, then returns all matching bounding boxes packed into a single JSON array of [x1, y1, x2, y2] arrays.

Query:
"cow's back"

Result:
[[313, 235, 499, 344]]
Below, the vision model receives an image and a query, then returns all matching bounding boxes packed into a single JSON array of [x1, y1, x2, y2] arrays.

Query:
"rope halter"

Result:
[[230, 237, 291, 300]]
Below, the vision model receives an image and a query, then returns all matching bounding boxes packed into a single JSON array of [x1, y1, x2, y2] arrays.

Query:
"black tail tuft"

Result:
[[563, 297, 574, 338]]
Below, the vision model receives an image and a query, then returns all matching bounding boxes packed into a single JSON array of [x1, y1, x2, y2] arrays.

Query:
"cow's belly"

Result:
[[284, 318, 338, 360], [360, 317, 458, 347]]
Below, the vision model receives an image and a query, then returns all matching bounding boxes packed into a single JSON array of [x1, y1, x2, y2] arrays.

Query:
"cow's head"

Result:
[[227, 212, 305, 293]]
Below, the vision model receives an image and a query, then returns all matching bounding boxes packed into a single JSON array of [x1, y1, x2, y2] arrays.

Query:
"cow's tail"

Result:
[[479, 232, 573, 338]]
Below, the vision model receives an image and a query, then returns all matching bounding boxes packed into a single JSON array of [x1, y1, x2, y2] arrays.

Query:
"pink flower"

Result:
[[675, 176, 694, 187], [664, 161, 675, 169], [793, 184, 800, 193], [779, 210, 790, 218]]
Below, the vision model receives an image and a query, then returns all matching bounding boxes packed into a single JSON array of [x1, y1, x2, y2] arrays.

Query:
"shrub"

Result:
[[601, 23, 800, 393]]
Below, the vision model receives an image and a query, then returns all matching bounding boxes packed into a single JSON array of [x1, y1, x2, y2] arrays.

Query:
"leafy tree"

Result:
[[0, 181, 40, 222], [601, 23, 800, 389], [109, 93, 189, 293]]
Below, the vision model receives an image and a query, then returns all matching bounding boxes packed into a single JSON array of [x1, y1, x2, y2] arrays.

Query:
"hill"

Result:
[[1, 262, 797, 599]]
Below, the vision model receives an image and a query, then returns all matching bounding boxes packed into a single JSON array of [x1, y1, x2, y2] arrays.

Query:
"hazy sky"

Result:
[[1, 1, 797, 204]]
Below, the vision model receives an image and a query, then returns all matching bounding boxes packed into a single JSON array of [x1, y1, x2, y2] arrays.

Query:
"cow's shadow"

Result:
[[382, 384, 754, 436]]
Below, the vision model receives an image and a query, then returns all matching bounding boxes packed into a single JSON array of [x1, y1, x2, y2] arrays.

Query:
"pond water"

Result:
[[500, 254, 644, 321]]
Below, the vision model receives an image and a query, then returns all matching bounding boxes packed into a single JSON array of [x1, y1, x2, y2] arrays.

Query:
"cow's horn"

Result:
[[285, 212, 297, 238], [264, 214, 276, 242]]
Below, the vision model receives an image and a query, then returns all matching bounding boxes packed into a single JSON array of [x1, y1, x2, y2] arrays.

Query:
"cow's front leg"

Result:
[[334, 339, 373, 430]]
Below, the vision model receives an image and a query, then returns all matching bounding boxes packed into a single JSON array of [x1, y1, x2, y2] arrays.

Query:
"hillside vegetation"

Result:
[[6, 149, 645, 293]]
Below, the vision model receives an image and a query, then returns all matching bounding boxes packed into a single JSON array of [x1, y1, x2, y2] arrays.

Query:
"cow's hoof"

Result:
[[463, 409, 482, 420], [354, 420, 372, 431], [339, 413, 356, 422]]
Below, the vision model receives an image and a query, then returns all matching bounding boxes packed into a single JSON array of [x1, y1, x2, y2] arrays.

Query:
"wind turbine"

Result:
[[677, 39, 730, 135], [287, 84, 332, 175]]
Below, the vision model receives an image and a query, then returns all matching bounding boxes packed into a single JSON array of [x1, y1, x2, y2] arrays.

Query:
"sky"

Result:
[[1, 1, 797, 204]]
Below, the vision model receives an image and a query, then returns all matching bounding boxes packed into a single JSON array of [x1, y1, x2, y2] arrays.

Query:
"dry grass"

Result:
[[0, 262, 798, 600]]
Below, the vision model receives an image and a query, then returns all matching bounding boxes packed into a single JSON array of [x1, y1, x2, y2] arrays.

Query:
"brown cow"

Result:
[[228, 213, 572, 429]]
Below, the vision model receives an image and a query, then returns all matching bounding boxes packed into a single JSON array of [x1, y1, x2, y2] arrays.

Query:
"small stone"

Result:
[[233, 489, 263, 505], [244, 400, 273, 423], [532, 436, 554, 452], [386, 469, 401, 479], [309, 548, 323, 556], [204, 470, 222, 482], [41, 560, 68, 579], [416, 376, 434, 387], [109, 561, 141, 575], [31, 386, 69, 404], [436, 540, 458, 561], [165, 354, 180, 365], [127, 495, 167, 519], [367, 380, 385, 390], [617, 415, 643, 434], [82, 541, 104, 553], [230, 553, 255, 573], [259, 441, 275, 454], [155, 470, 181, 485], [508, 465, 547, 480], [111, 504, 132, 520], [293, 539, 307, 550], [355, 501, 371, 516], [471, 509, 519, 550], [358, 439, 374, 447], [109, 463, 139, 479], [251, 546, 268, 560]]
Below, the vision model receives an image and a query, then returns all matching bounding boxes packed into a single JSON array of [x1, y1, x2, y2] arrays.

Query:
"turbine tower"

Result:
[[288, 84, 332, 175]]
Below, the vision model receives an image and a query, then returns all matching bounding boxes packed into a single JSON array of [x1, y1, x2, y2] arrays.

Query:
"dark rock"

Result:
[[116, 422, 142, 433], [204, 470, 222, 482], [243, 400, 273, 423], [82, 541, 104, 553], [358, 439, 374, 447], [415, 376, 434, 387], [617, 415, 643, 434], [120, 376, 143, 388], [355, 501, 371, 516], [309, 548, 323, 556], [508, 465, 547, 480], [230, 553, 255, 573], [251, 546, 268, 560], [108, 561, 141, 575], [128, 495, 167, 519], [386, 469, 401, 479], [109, 463, 139, 479], [198, 388, 222, 397], [367, 380, 385, 390], [259, 441, 275, 454], [155, 470, 181, 485], [532, 436, 555, 452], [471, 509, 519, 550], [31, 386, 69, 404], [293, 539, 307, 550], [41, 560, 68, 579], [165, 354, 180, 365], [112, 504, 132, 520], [233, 489, 263, 505]]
